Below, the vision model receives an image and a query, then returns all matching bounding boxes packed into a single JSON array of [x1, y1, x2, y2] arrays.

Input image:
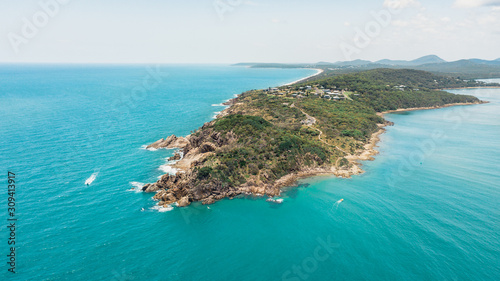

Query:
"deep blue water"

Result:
[[0, 67, 499, 281]]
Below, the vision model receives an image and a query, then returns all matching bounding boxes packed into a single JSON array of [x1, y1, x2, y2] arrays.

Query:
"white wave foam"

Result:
[[266, 198, 284, 204], [212, 111, 221, 119], [140, 145, 158, 151], [159, 164, 179, 175], [212, 103, 226, 107], [151, 205, 174, 212], [281, 69, 324, 86], [129, 181, 144, 193]]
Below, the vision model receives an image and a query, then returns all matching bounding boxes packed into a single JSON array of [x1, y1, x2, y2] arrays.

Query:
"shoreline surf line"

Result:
[[282, 69, 324, 86], [376, 101, 489, 117]]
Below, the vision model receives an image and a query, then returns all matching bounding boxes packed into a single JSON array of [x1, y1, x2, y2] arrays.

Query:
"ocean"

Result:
[[0, 66, 498, 281]]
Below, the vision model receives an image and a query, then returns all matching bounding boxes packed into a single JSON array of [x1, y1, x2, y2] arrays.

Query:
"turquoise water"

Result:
[[0, 67, 499, 281]]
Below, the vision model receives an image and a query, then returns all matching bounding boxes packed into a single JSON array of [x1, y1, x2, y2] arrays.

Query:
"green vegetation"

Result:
[[200, 111, 337, 187], [294, 69, 480, 112], [184, 69, 483, 193], [239, 58, 500, 80]]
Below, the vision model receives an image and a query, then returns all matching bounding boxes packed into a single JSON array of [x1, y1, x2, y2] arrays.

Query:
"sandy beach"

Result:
[[441, 86, 500, 90], [376, 101, 488, 117], [282, 68, 324, 86]]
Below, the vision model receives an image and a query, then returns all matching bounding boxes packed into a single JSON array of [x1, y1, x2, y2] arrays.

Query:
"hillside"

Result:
[[376, 55, 446, 66], [294, 69, 483, 111], [142, 69, 484, 207], [235, 56, 500, 79]]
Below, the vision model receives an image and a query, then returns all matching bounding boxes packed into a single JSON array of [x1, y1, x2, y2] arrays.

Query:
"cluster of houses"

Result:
[[392, 85, 419, 91], [264, 85, 353, 101]]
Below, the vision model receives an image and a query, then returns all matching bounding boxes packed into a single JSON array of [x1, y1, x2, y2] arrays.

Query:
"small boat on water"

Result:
[[85, 172, 98, 186]]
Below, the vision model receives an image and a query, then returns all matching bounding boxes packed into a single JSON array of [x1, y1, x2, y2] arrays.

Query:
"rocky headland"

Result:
[[141, 69, 486, 208]]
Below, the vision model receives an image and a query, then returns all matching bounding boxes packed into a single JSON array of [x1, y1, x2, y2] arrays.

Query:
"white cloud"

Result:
[[485, 0, 500, 6], [454, 0, 483, 8], [392, 20, 409, 27], [454, 0, 500, 8], [477, 14, 497, 24], [383, 0, 420, 9], [243, 1, 265, 7]]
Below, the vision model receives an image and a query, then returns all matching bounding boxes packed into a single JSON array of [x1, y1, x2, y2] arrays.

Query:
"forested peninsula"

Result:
[[141, 69, 486, 207]]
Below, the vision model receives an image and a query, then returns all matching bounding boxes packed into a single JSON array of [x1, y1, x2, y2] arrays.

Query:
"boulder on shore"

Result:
[[146, 135, 189, 150], [202, 196, 215, 205], [168, 152, 182, 161], [142, 183, 160, 193], [177, 196, 191, 207]]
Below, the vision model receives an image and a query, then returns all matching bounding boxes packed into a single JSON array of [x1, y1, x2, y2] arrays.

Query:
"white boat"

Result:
[[85, 172, 98, 186]]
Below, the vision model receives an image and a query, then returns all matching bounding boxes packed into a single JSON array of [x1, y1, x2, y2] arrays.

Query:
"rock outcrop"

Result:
[[139, 72, 485, 209], [146, 135, 189, 150], [177, 196, 191, 207], [142, 123, 381, 208], [168, 153, 182, 161]]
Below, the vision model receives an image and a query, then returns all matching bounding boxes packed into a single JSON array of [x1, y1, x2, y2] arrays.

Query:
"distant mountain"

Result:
[[411, 55, 446, 65], [376, 55, 446, 66], [329, 57, 500, 78], [376, 59, 408, 65], [412, 59, 500, 78], [316, 61, 334, 65], [468, 58, 500, 65], [332, 59, 372, 66], [233, 63, 263, 66], [234, 56, 500, 78]]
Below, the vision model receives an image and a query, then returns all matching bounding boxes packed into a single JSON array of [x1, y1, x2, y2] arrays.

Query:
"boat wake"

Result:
[[331, 198, 344, 212], [85, 172, 99, 186]]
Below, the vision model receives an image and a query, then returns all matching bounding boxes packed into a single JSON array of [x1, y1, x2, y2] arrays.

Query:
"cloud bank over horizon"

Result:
[[0, 0, 498, 63]]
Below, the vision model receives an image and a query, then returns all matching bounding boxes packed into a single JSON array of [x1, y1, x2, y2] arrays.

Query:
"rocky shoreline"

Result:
[[140, 105, 393, 208], [141, 127, 388, 208], [140, 91, 486, 208]]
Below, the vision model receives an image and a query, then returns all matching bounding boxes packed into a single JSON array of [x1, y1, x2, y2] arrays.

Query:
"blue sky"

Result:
[[1, 0, 499, 63]]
